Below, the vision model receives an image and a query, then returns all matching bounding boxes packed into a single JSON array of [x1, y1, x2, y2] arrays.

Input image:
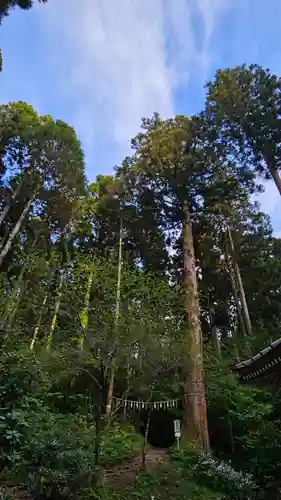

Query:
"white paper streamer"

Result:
[[113, 396, 181, 411]]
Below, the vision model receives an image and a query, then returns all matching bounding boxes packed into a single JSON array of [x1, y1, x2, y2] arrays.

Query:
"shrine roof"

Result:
[[234, 337, 281, 381]]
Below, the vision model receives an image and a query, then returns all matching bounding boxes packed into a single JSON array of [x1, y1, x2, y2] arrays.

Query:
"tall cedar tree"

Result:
[[205, 64, 281, 195]]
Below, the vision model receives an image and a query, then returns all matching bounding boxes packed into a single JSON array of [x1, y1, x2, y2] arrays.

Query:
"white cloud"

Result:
[[36, 0, 229, 169], [197, 0, 229, 42], [197, 0, 231, 79]]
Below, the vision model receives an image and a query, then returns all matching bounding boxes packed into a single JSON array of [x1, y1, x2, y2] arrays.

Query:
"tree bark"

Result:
[[208, 293, 220, 354], [141, 381, 155, 470], [227, 226, 252, 336], [106, 213, 123, 414], [0, 174, 25, 231], [45, 270, 65, 350], [1, 234, 38, 331], [79, 270, 93, 349], [1, 263, 26, 331], [225, 248, 247, 337], [208, 297, 235, 454], [265, 157, 281, 196], [209, 302, 221, 356], [0, 194, 35, 269], [30, 292, 48, 350], [182, 200, 210, 452]]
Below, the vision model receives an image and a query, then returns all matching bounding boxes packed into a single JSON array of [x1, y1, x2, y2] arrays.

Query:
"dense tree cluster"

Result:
[[1, 4, 281, 500]]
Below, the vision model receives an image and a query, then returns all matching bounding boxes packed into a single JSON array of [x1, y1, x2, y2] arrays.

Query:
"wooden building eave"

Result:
[[234, 337, 281, 382]]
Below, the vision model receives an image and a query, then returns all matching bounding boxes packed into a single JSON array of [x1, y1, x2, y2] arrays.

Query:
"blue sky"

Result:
[[1, 0, 281, 235]]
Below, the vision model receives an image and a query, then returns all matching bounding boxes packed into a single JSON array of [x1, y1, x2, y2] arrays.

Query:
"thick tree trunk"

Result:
[[45, 270, 65, 350], [106, 214, 123, 414], [227, 226, 252, 336], [182, 200, 210, 452], [0, 194, 35, 269]]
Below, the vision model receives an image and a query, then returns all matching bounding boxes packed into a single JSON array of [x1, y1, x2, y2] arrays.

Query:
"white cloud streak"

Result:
[[36, 0, 229, 167]]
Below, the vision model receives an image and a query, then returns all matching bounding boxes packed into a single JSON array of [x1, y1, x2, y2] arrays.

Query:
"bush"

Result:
[[0, 408, 29, 471], [171, 448, 259, 500], [238, 420, 281, 498], [131, 466, 223, 500], [25, 415, 96, 499], [101, 422, 142, 466], [0, 401, 96, 500]]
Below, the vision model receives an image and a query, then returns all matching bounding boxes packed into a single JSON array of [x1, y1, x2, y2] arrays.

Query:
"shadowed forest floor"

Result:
[[104, 446, 169, 485]]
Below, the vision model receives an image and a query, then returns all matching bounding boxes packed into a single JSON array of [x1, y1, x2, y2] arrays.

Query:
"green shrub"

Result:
[[25, 414, 96, 499], [0, 407, 30, 471], [0, 401, 96, 500], [238, 420, 281, 498], [132, 466, 223, 500], [171, 448, 259, 500], [101, 423, 142, 466]]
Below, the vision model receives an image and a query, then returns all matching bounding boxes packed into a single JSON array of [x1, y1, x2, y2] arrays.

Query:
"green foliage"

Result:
[[171, 448, 258, 499], [205, 351, 272, 423], [0, 397, 96, 499], [236, 419, 281, 498], [2, 58, 281, 500], [23, 412, 95, 499], [128, 465, 222, 500], [101, 423, 142, 466], [0, 1, 47, 23]]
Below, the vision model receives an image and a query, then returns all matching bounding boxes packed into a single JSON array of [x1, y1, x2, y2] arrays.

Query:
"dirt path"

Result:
[[104, 447, 168, 485]]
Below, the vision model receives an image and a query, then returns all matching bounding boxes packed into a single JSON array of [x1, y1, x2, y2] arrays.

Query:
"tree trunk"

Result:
[[265, 157, 281, 196], [1, 263, 26, 331], [208, 295, 221, 355], [209, 297, 234, 454], [45, 270, 65, 350], [30, 292, 48, 350], [0, 194, 35, 269], [141, 381, 155, 470], [79, 270, 93, 349], [94, 361, 106, 485], [106, 213, 123, 414], [227, 226, 252, 336], [0, 174, 25, 231], [225, 249, 247, 337], [182, 200, 210, 452], [94, 387, 103, 468]]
